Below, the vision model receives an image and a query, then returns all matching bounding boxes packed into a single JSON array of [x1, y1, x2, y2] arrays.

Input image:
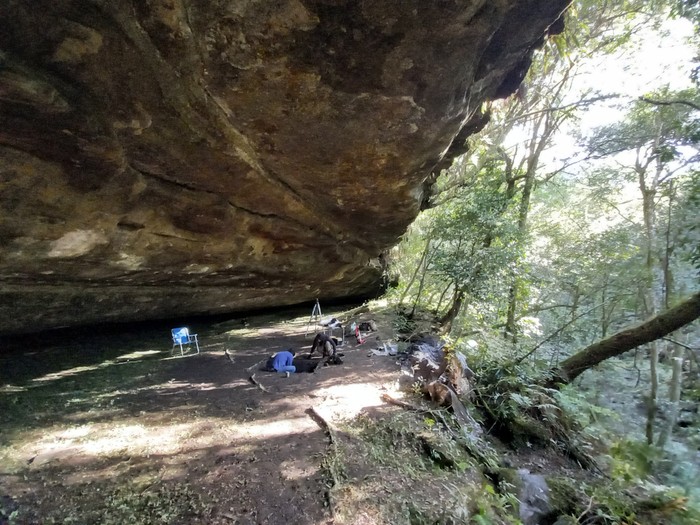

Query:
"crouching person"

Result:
[[309, 332, 337, 358], [272, 349, 296, 377]]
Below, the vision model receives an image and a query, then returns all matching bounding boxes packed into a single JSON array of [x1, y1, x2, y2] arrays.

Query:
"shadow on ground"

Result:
[[0, 303, 401, 524]]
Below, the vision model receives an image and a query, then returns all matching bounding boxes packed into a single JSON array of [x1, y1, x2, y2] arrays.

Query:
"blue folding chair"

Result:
[[171, 327, 200, 356]]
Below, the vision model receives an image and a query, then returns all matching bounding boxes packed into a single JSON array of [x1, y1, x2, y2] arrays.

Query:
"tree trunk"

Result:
[[551, 292, 700, 385], [439, 287, 466, 334], [645, 341, 659, 444], [662, 180, 675, 310], [410, 244, 438, 317], [399, 238, 431, 307], [434, 281, 452, 314], [656, 347, 684, 449], [636, 148, 661, 445], [601, 280, 608, 338], [504, 284, 518, 342]]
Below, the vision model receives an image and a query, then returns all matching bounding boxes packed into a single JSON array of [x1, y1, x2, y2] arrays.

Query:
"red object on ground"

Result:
[[355, 325, 365, 344]]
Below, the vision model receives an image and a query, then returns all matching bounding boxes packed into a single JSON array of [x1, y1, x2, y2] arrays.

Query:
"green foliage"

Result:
[[341, 411, 517, 525], [389, 158, 521, 323], [609, 439, 660, 480], [587, 87, 700, 159], [471, 357, 572, 445], [428, 182, 520, 300], [353, 411, 467, 473], [388, 8, 700, 525], [393, 308, 417, 334], [554, 384, 619, 430], [674, 171, 700, 270]]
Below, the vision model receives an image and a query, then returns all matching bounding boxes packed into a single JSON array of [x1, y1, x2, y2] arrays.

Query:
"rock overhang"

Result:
[[0, 0, 570, 335]]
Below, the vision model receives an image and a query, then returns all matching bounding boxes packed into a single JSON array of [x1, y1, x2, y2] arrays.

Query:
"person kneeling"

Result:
[[309, 332, 337, 358], [272, 349, 296, 377]]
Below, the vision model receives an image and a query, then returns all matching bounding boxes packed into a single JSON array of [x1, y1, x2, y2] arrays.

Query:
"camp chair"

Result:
[[171, 327, 200, 356]]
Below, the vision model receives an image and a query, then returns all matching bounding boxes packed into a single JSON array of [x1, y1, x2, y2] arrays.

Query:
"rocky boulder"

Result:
[[0, 0, 569, 334]]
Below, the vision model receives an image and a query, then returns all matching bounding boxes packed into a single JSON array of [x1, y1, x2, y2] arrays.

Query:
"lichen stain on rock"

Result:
[[111, 253, 146, 271], [48, 230, 108, 258], [51, 23, 103, 64]]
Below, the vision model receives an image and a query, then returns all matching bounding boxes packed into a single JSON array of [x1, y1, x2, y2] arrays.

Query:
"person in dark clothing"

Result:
[[308, 332, 337, 358], [272, 349, 296, 377]]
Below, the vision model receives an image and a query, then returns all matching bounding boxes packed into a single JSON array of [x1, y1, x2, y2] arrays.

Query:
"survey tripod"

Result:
[[305, 299, 323, 338], [305, 299, 345, 344]]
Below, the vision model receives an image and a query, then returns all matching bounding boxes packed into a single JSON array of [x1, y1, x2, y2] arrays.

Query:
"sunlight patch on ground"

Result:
[[115, 349, 162, 361], [80, 423, 190, 455], [29, 353, 164, 385], [6, 414, 317, 474], [234, 415, 316, 440], [58, 425, 92, 439], [0, 385, 26, 392], [279, 458, 320, 480], [90, 379, 247, 402], [20, 422, 194, 460], [313, 382, 399, 420], [161, 353, 200, 361], [31, 364, 103, 383]]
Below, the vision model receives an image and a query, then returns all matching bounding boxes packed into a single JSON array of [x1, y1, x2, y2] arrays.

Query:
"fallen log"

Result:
[[551, 291, 700, 385]]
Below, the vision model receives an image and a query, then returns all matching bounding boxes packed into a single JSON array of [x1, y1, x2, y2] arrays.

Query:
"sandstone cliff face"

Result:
[[0, 0, 568, 334]]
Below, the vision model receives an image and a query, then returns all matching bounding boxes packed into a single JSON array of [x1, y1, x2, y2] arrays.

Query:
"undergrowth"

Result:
[[7, 482, 212, 525], [464, 338, 699, 525], [334, 411, 520, 524]]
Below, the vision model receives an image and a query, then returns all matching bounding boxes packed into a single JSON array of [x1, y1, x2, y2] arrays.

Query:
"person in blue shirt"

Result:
[[272, 349, 296, 377]]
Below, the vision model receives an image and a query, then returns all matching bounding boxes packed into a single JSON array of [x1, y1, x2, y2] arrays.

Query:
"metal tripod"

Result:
[[305, 298, 322, 338]]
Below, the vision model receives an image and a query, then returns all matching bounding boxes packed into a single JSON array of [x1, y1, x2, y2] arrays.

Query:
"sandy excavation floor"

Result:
[[0, 303, 406, 525]]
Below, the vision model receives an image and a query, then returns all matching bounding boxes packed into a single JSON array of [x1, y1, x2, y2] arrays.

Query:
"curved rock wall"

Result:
[[0, 0, 569, 334]]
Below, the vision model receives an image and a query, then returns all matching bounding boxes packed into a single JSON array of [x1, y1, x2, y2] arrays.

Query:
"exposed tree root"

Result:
[[306, 407, 339, 516], [248, 373, 270, 393], [381, 393, 497, 470], [307, 406, 336, 445], [381, 393, 460, 441], [225, 350, 270, 393], [382, 391, 482, 440], [446, 386, 483, 439]]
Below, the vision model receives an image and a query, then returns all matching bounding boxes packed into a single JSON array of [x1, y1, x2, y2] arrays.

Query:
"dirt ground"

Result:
[[3, 302, 630, 525], [0, 303, 411, 525]]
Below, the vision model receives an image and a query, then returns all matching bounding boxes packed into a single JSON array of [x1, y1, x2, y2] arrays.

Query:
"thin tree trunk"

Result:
[[434, 281, 453, 314], [551, 292, 700, 385], [646, 342, 659, 444], [439, 287, 466, 334], [656, 346, 684, 449], [504, 112, 548, 341], [663, 180, 675, 310], [601, 279, 608, 338], [504, 284, 518, 341], [399, 239, 430, 307], [636, 146, 661, 445], [410, 244, 438, 317]]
